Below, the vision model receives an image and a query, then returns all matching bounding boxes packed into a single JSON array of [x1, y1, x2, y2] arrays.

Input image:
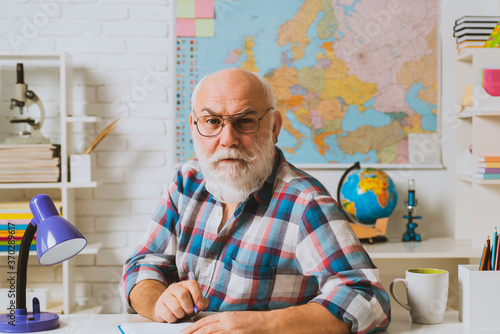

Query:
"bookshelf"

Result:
[[454, 49, 500, 249], [0, 51, 100, 314]]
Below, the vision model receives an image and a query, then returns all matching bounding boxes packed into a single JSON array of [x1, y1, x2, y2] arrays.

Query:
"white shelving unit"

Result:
[[0, 51, 100, 314], [454, 49, 500, 249], [363, 237, 479, 259]]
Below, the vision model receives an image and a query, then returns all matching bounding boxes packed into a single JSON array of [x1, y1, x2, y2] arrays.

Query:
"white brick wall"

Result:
[[0, 0, 175, 313]]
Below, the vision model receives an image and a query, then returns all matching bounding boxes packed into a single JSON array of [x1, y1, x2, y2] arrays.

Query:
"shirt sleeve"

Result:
[[296, 195, 391, 334], [118, 172, 182, 313]]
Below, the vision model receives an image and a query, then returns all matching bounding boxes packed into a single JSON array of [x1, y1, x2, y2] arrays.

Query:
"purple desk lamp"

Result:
[[0, 194, 87, 332]]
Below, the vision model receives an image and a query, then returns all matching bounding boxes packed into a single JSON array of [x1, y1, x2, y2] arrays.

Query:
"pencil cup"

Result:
[[70, 154, 91, 182], [459, 264, 500, 328], [390, 268, 448, 324]]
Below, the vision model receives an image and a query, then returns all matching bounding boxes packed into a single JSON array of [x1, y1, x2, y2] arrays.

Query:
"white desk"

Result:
[[12, 310, 498, 333]]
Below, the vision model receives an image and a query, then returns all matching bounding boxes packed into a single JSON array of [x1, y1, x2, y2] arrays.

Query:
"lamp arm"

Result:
[[16, 222, 37, 311]]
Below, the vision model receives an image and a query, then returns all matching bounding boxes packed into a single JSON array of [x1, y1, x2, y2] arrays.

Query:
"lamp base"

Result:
[[0, 312, 59, 333]]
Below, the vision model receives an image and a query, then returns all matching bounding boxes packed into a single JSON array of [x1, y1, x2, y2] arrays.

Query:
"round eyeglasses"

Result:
[[192, 107, 273, 137]]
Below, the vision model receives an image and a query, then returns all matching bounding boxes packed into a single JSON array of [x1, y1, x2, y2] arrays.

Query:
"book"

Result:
[[454, 28, 494, 37], [458, 44, 500, 52], [0, 144, 61, 183], [0, 235, 24, 240], [477, 156, 500, 162], [457, 40, 490, 48], [455, 16, 500, 25], [479, 162, 500, 168], [458, 45, 500, 55], [0, 159, 60, 167], [0, 245, 36, 252], [0, 175, 60, 183], [477, 168, 500, 174], [0, 240, 35, 246], [476, 173, 500, 179], [0, 230, 29, 237], [456, 34, 489, 43], [455, 22, 500, 31], [457, 41, 500, 51]]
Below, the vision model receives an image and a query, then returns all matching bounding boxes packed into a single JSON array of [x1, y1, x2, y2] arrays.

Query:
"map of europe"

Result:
[[175, 0, 438, 165]]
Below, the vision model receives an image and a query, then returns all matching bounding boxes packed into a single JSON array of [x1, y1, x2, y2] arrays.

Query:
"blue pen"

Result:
[[492, 228, 498, 270], [188, 271, 199, 314]]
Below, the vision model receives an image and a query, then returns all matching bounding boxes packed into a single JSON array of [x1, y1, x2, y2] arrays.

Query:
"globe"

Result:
[[338, 166, 398, 225]]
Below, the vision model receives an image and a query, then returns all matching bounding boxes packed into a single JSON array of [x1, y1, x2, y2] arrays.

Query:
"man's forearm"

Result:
[[129, 279, 167, 321], [267, 302, 351, 334]]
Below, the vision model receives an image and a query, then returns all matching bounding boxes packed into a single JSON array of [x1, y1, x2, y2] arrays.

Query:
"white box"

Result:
[[70, 154, 92, 182], [459, 264, 500, 328], [0, 288, 49, 311]]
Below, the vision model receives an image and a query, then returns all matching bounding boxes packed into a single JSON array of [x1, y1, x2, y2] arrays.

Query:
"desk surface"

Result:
[[20, 310, 499, 333]]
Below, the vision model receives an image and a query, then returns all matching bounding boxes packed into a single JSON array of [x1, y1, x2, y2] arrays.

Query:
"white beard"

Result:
[[193, 131, 276, 204]]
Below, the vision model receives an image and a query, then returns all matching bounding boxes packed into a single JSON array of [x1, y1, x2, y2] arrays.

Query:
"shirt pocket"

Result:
[[221, 257, 276, 311]]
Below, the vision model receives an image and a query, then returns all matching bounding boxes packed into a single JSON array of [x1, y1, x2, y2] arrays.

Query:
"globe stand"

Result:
[[349, 218, 389, 244]]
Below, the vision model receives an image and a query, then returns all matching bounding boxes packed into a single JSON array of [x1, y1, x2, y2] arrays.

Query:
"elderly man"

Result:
[[119, 68, 390, 333]]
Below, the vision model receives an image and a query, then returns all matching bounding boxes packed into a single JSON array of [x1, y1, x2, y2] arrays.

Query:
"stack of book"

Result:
[[0, 144, 61, 183], [0, 203, 37, 253], [454, 16, 500, 55], [0, 201, 63, 253], [476, 156, 500, 179]]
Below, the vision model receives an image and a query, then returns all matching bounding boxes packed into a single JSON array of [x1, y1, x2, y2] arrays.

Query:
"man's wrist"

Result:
[[130, 279, 167, 321]]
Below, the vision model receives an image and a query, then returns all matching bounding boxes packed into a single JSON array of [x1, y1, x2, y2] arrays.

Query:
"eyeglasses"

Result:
[[192, 107, 273, 137]]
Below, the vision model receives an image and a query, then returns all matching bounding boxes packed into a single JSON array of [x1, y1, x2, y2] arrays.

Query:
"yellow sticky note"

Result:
[[196, 19, 215, 37], [176, 1, 195, 18]]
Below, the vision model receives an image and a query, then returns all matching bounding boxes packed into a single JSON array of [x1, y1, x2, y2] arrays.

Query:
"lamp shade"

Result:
[[30, 194, 87, 265]]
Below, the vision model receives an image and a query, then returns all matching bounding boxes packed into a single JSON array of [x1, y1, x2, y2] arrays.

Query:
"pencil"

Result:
[[486, 236, 492, 270], [480, 243, 488, 271], [495, 234, 500, 270], [491, 228, 498, 269], [482, 236, 491, 270]]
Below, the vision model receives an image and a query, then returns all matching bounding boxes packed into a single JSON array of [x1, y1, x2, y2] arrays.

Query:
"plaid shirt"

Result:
[[120, 148, 390, 333]]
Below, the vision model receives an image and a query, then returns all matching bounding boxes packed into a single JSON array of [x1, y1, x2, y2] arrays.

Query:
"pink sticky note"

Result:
[[176, 18, 195, 37], [195, 1, 214, 18]]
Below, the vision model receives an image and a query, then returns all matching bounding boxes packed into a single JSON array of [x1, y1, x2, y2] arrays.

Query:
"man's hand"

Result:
[[153, 279, 208, 323], [130, 279, 208, 323], [179, 303, 350, 334], [180, 311, 271, 334]]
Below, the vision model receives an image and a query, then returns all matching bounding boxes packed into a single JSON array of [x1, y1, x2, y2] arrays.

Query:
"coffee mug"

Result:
[[390, 268, 449, 324]]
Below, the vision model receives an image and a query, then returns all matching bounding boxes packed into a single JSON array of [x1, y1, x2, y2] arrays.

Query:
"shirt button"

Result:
[[206, 257, 213, 263]]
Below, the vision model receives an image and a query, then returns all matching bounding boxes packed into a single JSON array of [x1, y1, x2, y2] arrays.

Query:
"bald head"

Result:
[[190, 68, 276, 111]]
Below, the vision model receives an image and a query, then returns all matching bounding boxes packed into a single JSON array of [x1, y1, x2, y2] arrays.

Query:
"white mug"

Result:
[[390, 268, 449, 324]]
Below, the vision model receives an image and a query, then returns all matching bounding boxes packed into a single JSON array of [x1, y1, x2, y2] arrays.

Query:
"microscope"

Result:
[[402, 179, 422, 242], [6, 63, 50, 144]]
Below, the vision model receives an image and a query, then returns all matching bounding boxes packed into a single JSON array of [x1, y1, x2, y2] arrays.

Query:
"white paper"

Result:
[[119, 313, 215, 334], [119, 321, 192, 334], [408, 133, 442, 166]]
